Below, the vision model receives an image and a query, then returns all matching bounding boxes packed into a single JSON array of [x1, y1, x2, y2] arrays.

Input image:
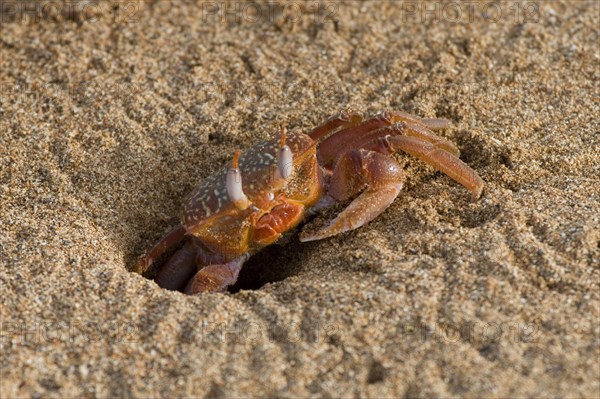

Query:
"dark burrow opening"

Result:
[[229, 238, 305, 293]]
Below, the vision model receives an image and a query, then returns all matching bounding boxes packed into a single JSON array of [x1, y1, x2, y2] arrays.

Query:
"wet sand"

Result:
[[1, 1, 598, 397]]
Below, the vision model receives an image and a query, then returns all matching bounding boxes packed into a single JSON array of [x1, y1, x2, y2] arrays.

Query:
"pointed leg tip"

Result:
[[421, 118, 454, 130], [133, 258, 149, 274], [299, 229, 331, 242], [298, 232, 317, 242], [470, 185, 484, 202]]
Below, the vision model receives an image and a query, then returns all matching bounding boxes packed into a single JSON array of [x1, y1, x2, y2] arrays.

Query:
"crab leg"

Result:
[[134, 224, 187, 273], [184, 254, 249, 294], [154, 241, 198, 291], [365, 134, 484, 201], [316, 115, 392, 169], [317, 113, 460, 170], [308, 111, 363, 141], [387, 110, 452, 131], [300, 150, 404, 242], [397, 120, 460, 156]]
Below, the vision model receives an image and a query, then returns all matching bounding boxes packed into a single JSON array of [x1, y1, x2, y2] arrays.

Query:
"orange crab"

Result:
[[134, 111, 484, 294]]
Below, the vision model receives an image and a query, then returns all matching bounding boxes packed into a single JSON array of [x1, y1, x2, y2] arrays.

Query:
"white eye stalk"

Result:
[[227, 150, 251, 210], [276, 128, 293, 181]]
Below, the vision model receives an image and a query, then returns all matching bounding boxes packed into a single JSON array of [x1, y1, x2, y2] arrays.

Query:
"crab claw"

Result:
[[227, 150, 251, 210]]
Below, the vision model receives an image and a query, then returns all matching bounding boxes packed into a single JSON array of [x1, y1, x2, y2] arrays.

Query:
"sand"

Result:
[[1, 0, 598, 397]]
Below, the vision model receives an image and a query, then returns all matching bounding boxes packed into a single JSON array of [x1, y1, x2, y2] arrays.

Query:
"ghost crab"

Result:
[[134, 110, 484, 294]]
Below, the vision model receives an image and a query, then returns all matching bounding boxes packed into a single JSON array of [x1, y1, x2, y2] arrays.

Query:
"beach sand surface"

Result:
[[1, 1, 598, 397]]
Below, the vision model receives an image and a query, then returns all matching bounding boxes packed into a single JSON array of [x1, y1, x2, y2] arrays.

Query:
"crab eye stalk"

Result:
[[277, 127, 293, 180], [227, 150, 251, 210]]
